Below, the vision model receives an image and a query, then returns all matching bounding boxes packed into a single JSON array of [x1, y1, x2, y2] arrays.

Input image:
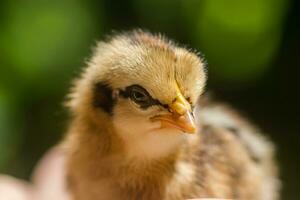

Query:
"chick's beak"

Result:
[[151, 93, 196, 134]]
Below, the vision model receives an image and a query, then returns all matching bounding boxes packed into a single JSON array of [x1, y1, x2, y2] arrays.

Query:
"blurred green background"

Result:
[[0, 0, 299, 198]]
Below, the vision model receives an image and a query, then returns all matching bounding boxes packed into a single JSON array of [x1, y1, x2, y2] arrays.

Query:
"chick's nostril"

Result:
[[170, 101, 187, 116]]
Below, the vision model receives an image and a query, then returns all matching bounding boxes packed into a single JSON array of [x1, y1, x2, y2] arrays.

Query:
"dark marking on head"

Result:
[[119, 84, 168, 110], [249, 154, 261, 163], [93, 82, 115, 114], [172, 98, 177, 104], [186, 97, 191, 104], [225, 126, 239, 136], [186, 97, 196, 110]]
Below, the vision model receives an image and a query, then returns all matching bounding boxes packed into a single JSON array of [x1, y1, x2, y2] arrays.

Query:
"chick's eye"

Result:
[[130, 88, 149, 103], [121, 85, 156, 109]]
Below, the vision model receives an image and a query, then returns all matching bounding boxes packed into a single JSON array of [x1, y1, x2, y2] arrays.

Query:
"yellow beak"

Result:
[[151, 92, 196, 134]]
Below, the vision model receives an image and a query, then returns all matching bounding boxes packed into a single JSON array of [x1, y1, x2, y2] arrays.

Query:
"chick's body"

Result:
[[63, 31, 280, 200]]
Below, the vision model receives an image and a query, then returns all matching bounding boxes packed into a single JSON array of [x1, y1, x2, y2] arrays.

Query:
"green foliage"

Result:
[[194, 0, 287, 83], [1, 0, 100, 91], [0, 0, 102, 176], [0, 89, 22, 171]]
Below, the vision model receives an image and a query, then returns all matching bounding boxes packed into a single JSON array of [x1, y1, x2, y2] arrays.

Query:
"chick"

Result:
[[63, 30, 280, 200]]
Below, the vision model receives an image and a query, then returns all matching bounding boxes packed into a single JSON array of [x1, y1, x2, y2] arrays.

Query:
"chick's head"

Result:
[[69, 31, 206, 158]]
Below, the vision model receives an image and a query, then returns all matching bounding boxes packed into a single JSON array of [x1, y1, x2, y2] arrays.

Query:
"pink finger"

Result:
[[31, 147, 71, 200], [0, 175, 33, 200]]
